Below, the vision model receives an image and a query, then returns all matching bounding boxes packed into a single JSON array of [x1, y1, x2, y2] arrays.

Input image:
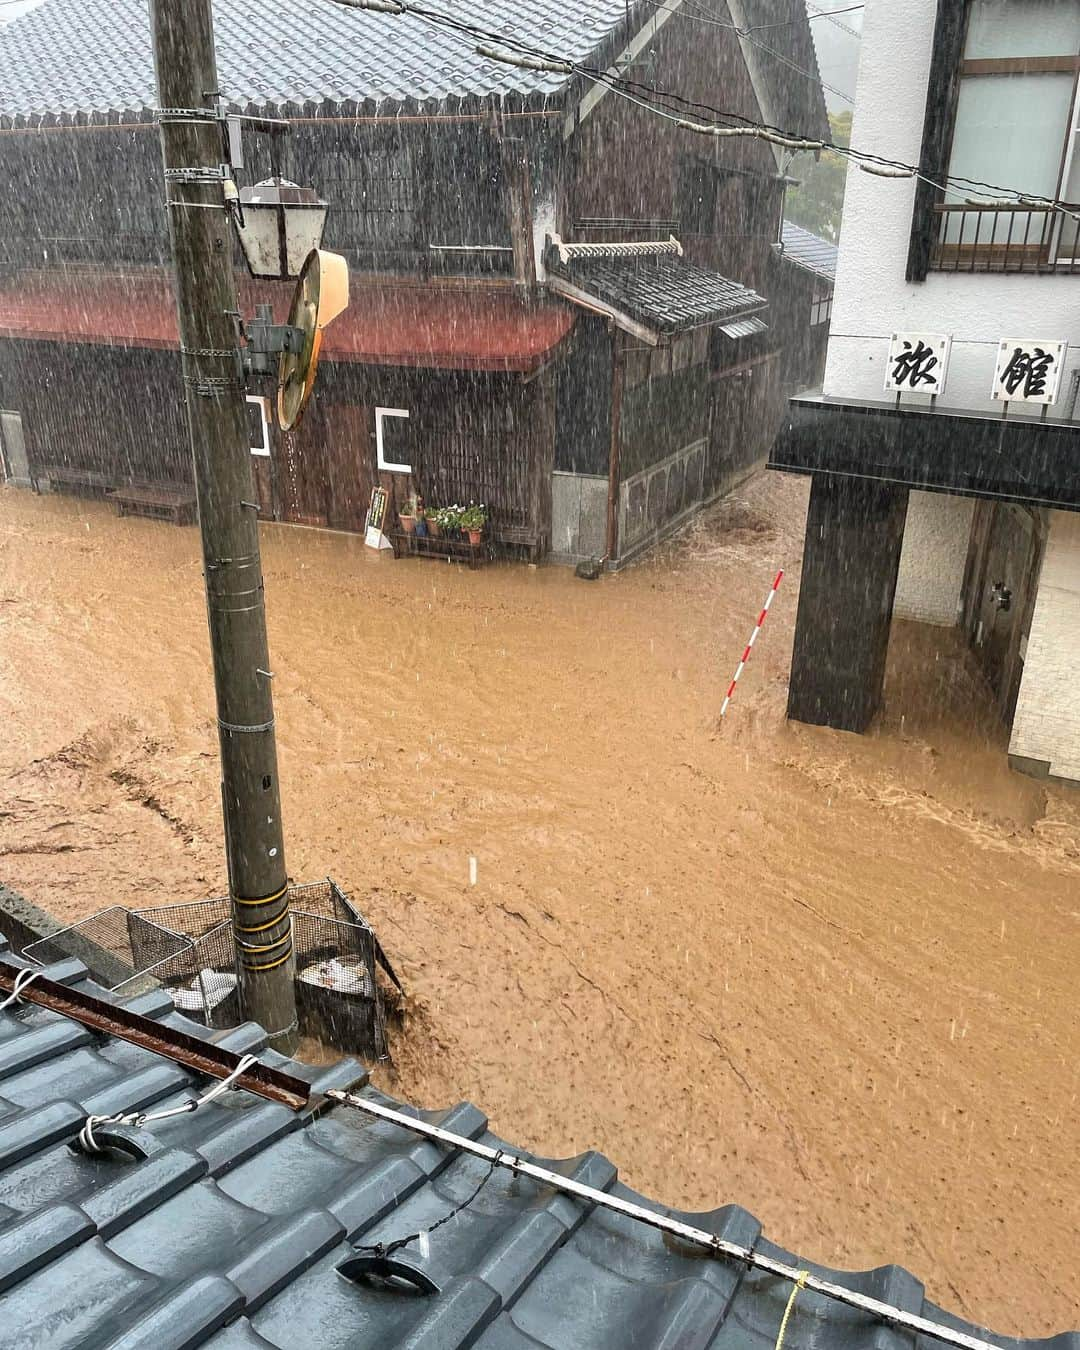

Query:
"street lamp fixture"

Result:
[[235, 178, 328, 281]]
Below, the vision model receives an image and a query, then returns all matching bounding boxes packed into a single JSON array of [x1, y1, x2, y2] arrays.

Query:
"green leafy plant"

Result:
[[399, 492, 421, 519], [785, 110, 852, 244], [432, 505, 463, 532], [459, 503, 487, 532]]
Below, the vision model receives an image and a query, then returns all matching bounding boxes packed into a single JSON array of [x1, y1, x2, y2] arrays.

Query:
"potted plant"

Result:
[[398, 492, 421, 535], [426, 507, 442, 538], [460, 503, 487, 546], [433, 505, 462, 539]]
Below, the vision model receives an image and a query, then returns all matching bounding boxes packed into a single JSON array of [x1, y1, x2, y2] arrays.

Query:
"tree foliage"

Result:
[[784, 110, 852, 244]]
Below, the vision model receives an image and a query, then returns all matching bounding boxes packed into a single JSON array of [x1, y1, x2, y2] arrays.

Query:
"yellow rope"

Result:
[[773, 1270, 810, 1350]]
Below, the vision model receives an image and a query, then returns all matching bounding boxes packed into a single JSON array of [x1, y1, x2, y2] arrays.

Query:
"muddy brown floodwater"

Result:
[[1, 473, 1078, 1336]]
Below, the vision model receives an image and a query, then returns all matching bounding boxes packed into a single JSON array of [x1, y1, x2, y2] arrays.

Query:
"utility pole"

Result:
[[150, 0, 298, 1051]]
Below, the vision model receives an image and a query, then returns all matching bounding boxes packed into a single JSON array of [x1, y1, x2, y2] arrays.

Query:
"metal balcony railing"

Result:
[[930, 202, 1080, 274]]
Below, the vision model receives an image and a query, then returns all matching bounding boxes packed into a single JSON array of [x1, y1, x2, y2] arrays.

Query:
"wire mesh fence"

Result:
[[23, 880, 400, 1060], [24, 906, 193, 991]]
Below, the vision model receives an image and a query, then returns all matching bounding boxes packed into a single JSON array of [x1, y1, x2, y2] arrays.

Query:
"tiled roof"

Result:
[[0, 0, 632, 121], [0, 939, 1071, 1349], [548, 251, 767, 337], [0, 0, 829, 136], [781, 221, 839, 283]]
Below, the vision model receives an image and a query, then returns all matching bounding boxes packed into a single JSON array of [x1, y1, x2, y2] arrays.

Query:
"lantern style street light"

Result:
[[234, 179, 329, 281]]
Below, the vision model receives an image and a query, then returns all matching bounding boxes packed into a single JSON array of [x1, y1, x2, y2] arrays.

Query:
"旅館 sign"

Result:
[[885, 333, 952, 396], [882, 332, 1071, 409], [992, 339, 1068, 405]]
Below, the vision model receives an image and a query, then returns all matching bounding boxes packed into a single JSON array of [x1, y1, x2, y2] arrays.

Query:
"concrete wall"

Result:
[[825, 0, 1080, 413], [894, 491, 975, 626], [1009, 510, 1080, 784], [0, 882, 62, 953]]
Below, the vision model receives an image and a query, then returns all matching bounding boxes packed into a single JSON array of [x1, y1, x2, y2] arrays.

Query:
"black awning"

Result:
[[770, 392, 1080, 510]]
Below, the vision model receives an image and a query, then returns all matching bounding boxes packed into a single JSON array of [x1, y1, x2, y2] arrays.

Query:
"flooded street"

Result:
[[1, 473, 1078, 1336]]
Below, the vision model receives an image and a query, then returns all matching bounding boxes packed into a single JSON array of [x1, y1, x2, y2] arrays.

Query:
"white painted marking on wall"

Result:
[[375, 406, 412, 474]]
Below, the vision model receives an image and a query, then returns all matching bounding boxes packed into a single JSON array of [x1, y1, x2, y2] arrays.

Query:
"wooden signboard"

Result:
[[365, 485, 392, 550]]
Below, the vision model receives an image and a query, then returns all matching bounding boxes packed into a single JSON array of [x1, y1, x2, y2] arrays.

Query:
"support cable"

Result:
[[78, 1053, 259, 1154]]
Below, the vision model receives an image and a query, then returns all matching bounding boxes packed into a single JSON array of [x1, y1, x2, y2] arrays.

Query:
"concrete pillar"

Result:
[[788, 473, 909, 733], [893, 491, 975, 627], [1009, 509, 1080, 786]]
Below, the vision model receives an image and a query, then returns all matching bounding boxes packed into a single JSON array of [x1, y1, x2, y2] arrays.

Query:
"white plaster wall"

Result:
[[1009, 510, 1080, 782], [894, 491, 975, 625], [826, 2, 1080, 636], [825, 0, 1080, 409]]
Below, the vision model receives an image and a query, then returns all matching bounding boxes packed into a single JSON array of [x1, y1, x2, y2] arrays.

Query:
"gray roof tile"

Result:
[[781, 221, 838, 282], [0, 0, 632, 121], [0, 940, 1072, 1350], [0, 0, 829, 140], [549, 251, 768, 336]]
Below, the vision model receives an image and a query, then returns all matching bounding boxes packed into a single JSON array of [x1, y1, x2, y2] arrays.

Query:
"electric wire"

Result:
[[77, 1053, 260, 1154], [805, 3, 862, 38], [639, 0, 862, 36], [323, 0, 1080, 222], [350, 1151, 502, 1265]]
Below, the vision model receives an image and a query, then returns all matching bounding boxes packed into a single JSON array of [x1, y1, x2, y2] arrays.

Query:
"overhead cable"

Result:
[[322, 0, 1080, 223]]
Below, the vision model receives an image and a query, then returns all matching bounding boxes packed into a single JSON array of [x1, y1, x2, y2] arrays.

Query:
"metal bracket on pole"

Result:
[[241, 304, 305, 378], [184, 374, 246, 398], [165, 165, 229, 184], [154, 106, 220, 123]]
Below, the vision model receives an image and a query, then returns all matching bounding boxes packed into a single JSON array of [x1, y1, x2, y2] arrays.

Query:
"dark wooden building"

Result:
[[777, 221, 837, 392], [0, 0, 828, 565]]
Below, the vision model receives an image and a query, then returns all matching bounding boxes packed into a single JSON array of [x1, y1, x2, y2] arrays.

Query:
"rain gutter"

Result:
[[605, 320, 626, 565]]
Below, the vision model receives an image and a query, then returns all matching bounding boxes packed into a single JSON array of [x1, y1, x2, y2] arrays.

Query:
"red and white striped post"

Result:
[[720, 569, 784, 718]]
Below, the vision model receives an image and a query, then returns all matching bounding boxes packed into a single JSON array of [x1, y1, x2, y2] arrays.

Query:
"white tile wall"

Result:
[[894, 491, 975, 627]]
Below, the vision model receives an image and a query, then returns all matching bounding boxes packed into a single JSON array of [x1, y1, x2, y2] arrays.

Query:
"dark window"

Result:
[[678, 159, 718, 235], [335, 145, 421, 251], [810, 290, 832, 326], [910, 0, 1080, 276], [317, 127, 512, 277]]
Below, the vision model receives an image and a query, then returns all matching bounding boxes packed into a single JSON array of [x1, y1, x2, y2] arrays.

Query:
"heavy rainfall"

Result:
[[0, 1, 1077, 1347]]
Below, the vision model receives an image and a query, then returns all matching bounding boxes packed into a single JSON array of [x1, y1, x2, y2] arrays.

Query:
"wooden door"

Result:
[[322, 403, 377, 533]]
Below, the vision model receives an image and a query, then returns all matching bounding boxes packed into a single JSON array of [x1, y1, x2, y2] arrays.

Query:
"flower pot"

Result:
[[467, 528, 482, 546], [399, 513, 416, 535], [427, 518, 441, 538]]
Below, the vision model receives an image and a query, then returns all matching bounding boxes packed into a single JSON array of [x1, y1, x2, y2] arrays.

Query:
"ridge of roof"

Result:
[[0, 938, 1073, 1349]]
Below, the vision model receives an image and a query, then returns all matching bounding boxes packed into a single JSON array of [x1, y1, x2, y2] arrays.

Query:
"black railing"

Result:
[[931, 202, 1080, 274]]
